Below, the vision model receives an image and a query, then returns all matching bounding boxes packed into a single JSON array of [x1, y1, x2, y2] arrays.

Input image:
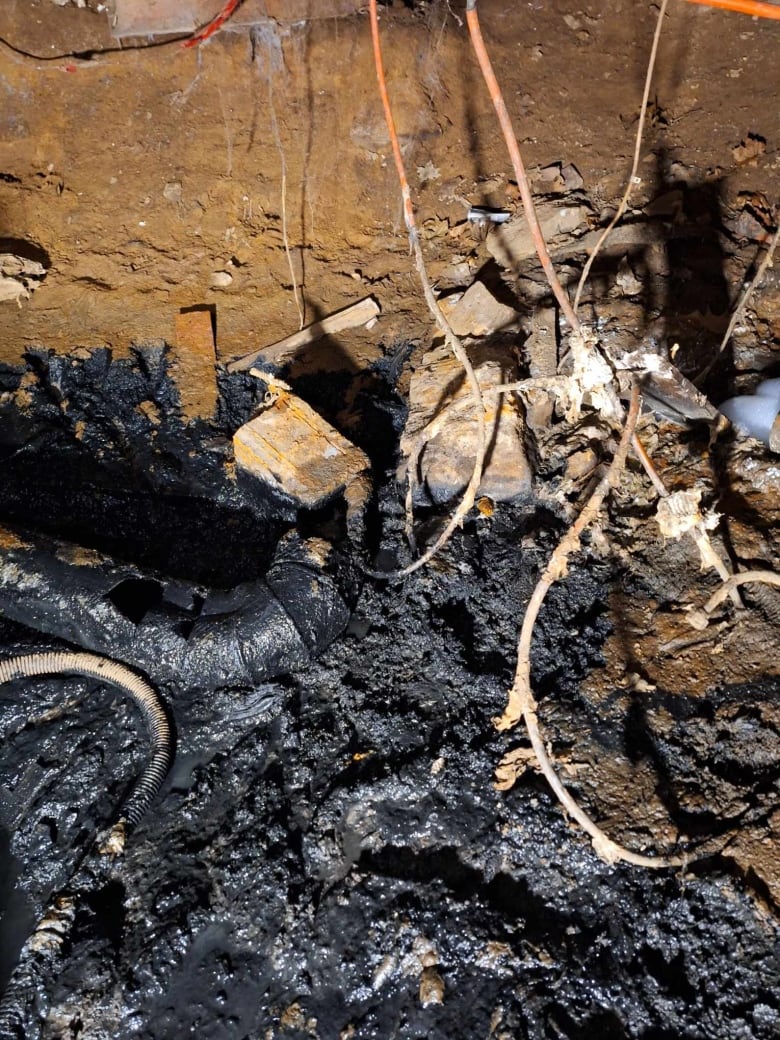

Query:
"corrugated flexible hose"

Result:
[[0, 653, 171, 1037], [0, 650, 173, 829]]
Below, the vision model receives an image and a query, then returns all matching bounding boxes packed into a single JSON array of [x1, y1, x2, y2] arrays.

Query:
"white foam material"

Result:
[[719, 394, 778, 444], [753, 377, 780, 407]]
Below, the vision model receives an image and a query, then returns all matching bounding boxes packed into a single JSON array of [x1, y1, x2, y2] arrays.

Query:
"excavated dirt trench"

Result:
[[1, 2, 780, 1038]]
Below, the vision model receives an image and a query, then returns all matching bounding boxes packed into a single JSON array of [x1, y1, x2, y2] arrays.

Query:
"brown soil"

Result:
[[1, 1, 779, 376]]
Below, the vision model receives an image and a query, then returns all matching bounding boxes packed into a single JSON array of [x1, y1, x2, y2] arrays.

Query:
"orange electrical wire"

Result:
[[686, 0, 780, 19], [367, 1, 416, 238], [464, 1, 581, 334], [365, 0, 488, 579], [183, 0, 243, 48]]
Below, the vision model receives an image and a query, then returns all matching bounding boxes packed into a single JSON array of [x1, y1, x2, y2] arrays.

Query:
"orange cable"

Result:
[[365, 0, 489, 579], [686, 0, 780, 19], [367, 1, 416, 238], [464, 1, 581, 334]]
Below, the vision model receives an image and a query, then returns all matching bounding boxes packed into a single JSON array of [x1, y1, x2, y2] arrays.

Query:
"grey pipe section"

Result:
[[0, 526, 354, 695]]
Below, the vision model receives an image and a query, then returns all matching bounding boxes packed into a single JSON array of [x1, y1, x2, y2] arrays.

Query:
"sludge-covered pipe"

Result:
[[0, 524, 355, 695], [0, 528, 355, 1035]]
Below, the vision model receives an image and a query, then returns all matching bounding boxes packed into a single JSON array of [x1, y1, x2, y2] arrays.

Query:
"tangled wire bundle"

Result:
[[368, 0, 780, 868]]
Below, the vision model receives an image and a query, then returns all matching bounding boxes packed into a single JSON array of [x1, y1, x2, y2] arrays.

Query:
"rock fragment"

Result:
[[0, 254, 46, 306], [399, 341, 533, 505], [441, 281, 518, 337]]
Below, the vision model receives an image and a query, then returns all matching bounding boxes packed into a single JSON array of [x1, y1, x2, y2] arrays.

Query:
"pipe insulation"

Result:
[[0, 525, 355, 695]]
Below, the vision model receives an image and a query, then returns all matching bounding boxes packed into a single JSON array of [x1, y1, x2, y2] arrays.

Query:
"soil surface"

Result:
[[1, 2, 780, 1038]]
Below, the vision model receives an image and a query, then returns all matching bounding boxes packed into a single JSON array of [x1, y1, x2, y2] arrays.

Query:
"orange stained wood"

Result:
[[173, 310, 219, 423], [233, 384, 369, 508]]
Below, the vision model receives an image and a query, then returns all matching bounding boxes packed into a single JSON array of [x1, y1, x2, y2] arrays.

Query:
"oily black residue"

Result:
[[0, 349, 778, 1040]]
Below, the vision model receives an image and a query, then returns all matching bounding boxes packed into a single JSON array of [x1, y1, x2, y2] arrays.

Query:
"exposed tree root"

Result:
[[688, 569, 780, 629], [366, 0, 487, 579], [495, 387, 688, 868]]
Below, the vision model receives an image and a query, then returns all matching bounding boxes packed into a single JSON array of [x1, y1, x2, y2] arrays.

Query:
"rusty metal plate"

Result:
[[108, 0, 363, 38]]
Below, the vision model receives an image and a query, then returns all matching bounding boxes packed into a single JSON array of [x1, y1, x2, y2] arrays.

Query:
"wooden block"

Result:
[[234, 377, 368, 507], [172, 310, 218, 423]]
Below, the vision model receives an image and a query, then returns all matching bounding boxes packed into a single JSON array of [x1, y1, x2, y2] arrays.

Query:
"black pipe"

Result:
[[0, 526, 355, 695]]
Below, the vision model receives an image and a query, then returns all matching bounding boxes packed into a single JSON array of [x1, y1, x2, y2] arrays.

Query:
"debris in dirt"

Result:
[[416, 161, 441, 186], [440, 280, 519, 337], [235, 373, 370, 518], [619, 96, 666, 131], [564, 446, 600, 482], [0, 254, 46, 307], [565, 331, 622, 423], [418, 965, 445, 1008], [209, 269, 234, 290], [466, 205, 511, 225], [732, 133, 767, 167], [398, 341, 532, 505], [172, 309, 218, 422], [732, 191, 776, 243], [162, 181, 183, 204], [614, 255, 643, 297], [420, 216, 449, 242], [534, 161, 584, 194], [494, 745, 540, 789], [732, 208, 777, 244], [227, 297, 380, 372], [656, 487, 719, 542], [611, 348, 720, 425], [486, 201, 592, 270]]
